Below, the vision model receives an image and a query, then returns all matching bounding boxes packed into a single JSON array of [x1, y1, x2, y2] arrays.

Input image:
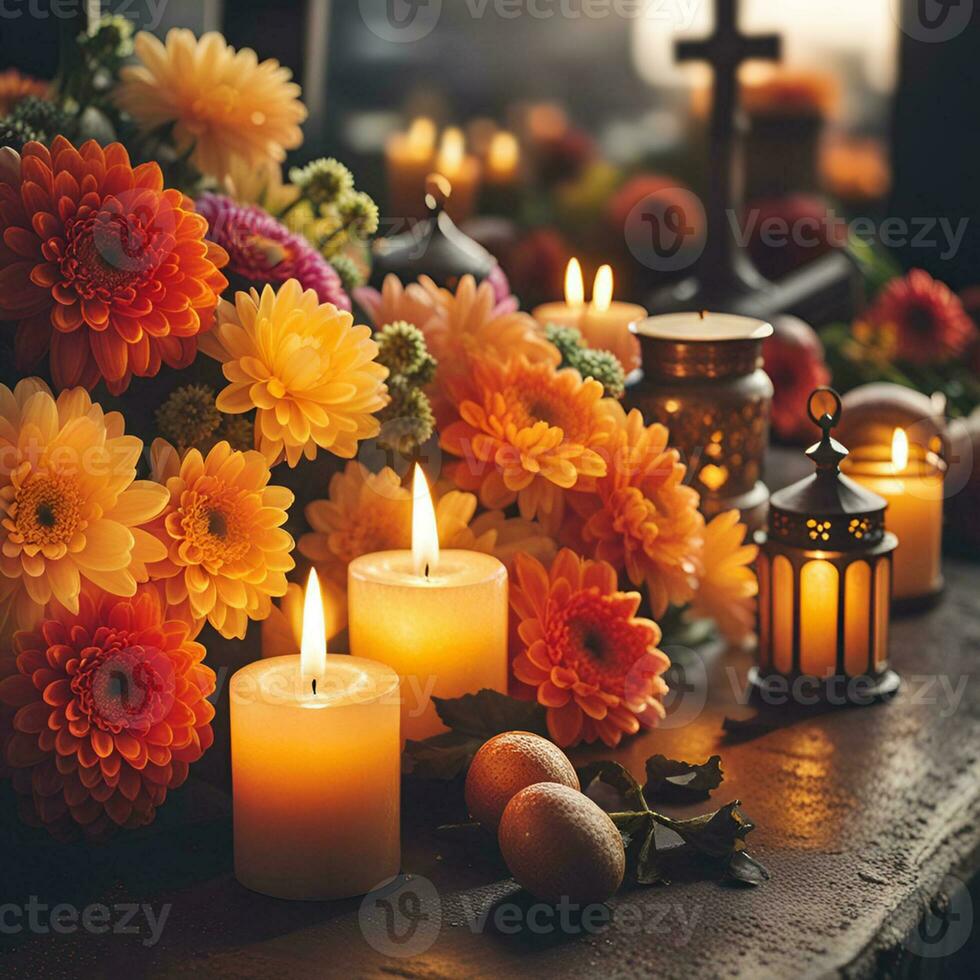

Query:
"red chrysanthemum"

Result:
[[0, 138, 228, 394], [867, 268, 976, 363], [763, 315, 832, 442], [510, 549, 670, 749], [0, 585, 215, 840]]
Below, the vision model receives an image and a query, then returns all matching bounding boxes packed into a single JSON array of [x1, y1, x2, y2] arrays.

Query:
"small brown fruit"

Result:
[[498, 782, 625, 905], [464, 731, 579, 832]]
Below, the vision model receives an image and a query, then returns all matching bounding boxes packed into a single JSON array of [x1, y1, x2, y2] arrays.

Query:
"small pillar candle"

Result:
[[845, 428, 945, 604], [348, 466, 508, 742], [231, 570, 400, 900], [532, 260, 646, 374], [434, 127, 481, 223]]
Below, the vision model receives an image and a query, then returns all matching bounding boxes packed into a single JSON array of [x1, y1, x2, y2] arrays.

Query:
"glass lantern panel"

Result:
[[757, 552, 770, 670], [800, 560, 839, 677], [874, 559, 891, 670], [844, 560, 872, 677], [772, 554, 794, 674]]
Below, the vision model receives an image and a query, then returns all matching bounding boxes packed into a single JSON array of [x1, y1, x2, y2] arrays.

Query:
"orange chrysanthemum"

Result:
[[0, 68, 50, 115], [298, 461, 553, 591], [0, 380, 168, 632], [115, 29, 307, 184], [143, 439, 295, 640], [200, 279, 389, 467], [0, 138, 228, 394], [564, 402, 704, 618], [688, 510, 758, 644], [0, 585, 215, 840], [441, 355, 614, 534], [510, 549, 670, 749], [356, 273, 441, 335]]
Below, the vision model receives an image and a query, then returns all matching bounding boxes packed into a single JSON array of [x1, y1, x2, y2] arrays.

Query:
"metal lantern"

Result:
[[626, 312, 774, 531], [753, 388, 899, 701], [369, 174, 497, 292]]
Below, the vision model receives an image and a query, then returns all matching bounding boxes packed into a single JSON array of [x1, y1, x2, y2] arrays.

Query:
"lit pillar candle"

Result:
[[231, 569, 400, 900], [845, 428, 945, 604], [579, 265, 646, 375], [386, 116, 437, 221], [532, 261, 647, 374], [348, 465, 508, 742], [434, 127, 481, 223], [485, 130, 520, 187]]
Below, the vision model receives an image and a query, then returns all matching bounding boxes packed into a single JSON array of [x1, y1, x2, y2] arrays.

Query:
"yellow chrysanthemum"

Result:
[[297, 462, 549, 590], [564, 401, 705, 618], [688, 510, 759, 644], [115, 29, 307, 184], [143, 439, 295, 640], [199, 279, 389, 467], [0, 380, 168, 630], [441, 355, 614, 534]]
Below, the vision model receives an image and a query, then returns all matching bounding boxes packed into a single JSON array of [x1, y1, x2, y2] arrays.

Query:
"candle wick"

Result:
[[699, 309, 708, 320], [424, 562, 430, 579], [311, 678, 317, 696]]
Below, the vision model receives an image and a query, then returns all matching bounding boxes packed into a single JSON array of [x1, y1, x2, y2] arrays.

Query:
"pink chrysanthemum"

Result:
[[195, 192, 350, 310]]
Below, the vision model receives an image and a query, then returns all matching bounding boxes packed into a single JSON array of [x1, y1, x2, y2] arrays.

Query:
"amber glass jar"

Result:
[[625, 313, 774, 530]]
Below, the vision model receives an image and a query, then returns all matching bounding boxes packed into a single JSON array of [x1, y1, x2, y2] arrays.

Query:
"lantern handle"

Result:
[[807, 386, 842, 433]]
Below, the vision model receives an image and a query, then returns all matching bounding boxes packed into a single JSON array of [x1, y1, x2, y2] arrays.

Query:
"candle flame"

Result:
[[301, 567, 327, 693], [488, 131, 519, 171], [592, 264, 614, 313], [891, 427, 909, 471], [412, 464, 439, 578], [436, 127, 465, 175], [564, 258, 584, 308], [407, 116, 436, 151]]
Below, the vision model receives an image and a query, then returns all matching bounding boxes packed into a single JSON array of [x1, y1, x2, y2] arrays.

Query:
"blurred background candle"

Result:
[[386, 116, 437, 221], [481, 130, 522, 214], [348, 465, 508, 742], [434, 126, 481, 223], [231, 569, 400, 900], [579, 264, 646, 375], [844, 427, 945, 606]]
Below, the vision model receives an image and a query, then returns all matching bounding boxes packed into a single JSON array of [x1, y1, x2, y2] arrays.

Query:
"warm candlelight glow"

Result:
[[487, 131, 519, 171], [592, 264, 614, 313], [406, 116, 436, 153], [564, 258, 585, 308], [891, 427, 909, 472], [301, 567, 327, 692], [436, 126, 465, 176], [412, 464, 440, 577]]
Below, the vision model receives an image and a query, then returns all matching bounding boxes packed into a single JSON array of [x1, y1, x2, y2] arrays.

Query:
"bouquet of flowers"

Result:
[[0, 18, 756, 840]]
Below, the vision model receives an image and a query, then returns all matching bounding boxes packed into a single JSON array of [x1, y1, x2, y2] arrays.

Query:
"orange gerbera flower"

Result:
[[510, 549, 670, 748], [0, 138, 228, 394], [0, 585, 215, 840], [0, 380, 168, 631], [564, 402, 704, 618], [688, 510, 758, 644], [116, 29, 306, 185], [143, 440, 295, 640], [441, 355, 613, 534]]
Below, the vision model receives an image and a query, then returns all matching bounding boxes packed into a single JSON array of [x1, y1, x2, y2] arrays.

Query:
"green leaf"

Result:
[[643, 754, 724, 803], [635, 816, 664, 885], [403, 690, 548, 780], [403, 731, 482, 781], [656, 801, 755, 859], [432, 689, 548, 739], [578, 760, 649, 812], [727, 850, 771, 886]]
